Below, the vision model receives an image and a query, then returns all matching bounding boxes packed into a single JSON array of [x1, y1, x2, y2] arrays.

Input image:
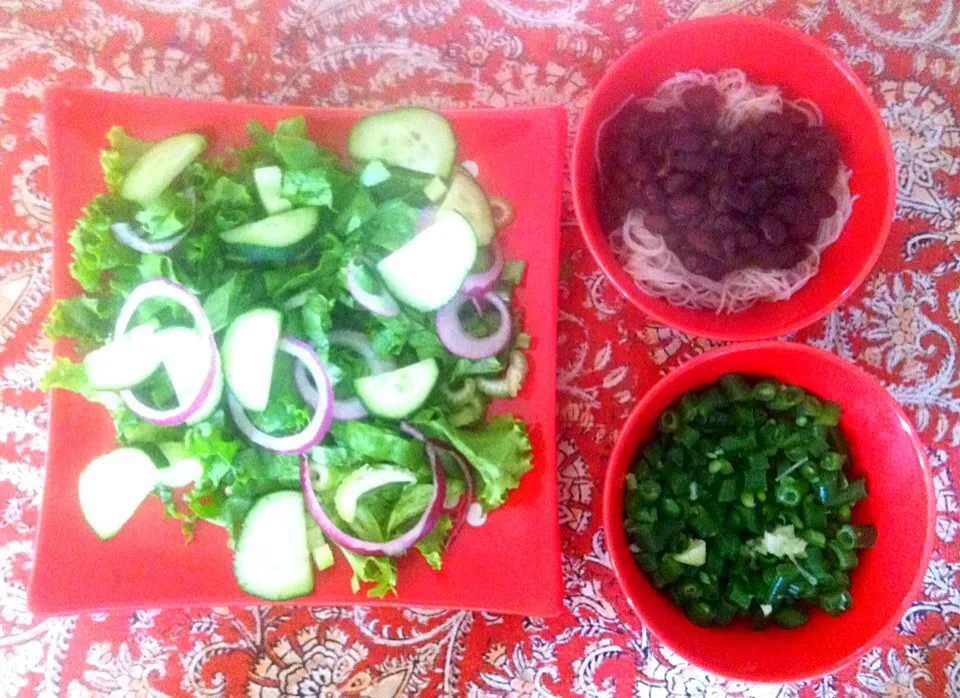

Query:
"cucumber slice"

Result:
[[359, 160, 392, 188], [83, 321, 162, 391], [354, 358, 439, 419], [423, 176, 448, 203], [234, 491, 314, 601], [219, 207, 320, 248], [78, 448, 159, 540], [156, 442, 203, 488], [155, 326, 223, 424], [305, 516, 335, 571], [121, 133, 207, 204], [438, 166, 496, 245], [222, 308, 282, 412], [348, 107, 457, 179], [334, 464, 418, 524], [253, 165, 293, 215], [376, 210, 478, 311], [224, 239, 315, 264]]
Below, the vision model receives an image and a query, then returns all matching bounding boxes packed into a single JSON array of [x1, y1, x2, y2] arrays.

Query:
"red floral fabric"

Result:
[[1, 0, 959, 696]]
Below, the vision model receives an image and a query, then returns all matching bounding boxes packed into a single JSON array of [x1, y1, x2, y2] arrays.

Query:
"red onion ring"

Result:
[[435, 292, 512, 360], [461, 242, 504, 297], [299, 444, 446, 557], [113, 279, 218, 426], [112, 222, 186, 254], [346, 260, 400, 318], [399, 422, 475, 545], [228, 337, 333, 454]]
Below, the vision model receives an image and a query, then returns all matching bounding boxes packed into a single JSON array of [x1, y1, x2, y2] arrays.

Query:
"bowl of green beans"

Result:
[[603, 341, 934, 682]]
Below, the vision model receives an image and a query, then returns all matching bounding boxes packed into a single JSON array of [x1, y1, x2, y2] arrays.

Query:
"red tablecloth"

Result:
[[2, 1, 958, 695]]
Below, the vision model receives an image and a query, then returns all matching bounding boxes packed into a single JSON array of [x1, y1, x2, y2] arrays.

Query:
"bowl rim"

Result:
[[572, 15, 897, 342], [601, 341, 936, 682]]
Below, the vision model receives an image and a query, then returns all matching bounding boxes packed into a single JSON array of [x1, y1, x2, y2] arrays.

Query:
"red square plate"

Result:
[[29, 86, 565, 616]]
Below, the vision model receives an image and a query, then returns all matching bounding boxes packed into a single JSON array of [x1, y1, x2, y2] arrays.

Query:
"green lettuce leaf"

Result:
[[339, 547, 398, 597], [281, 168, 335, 208], [247, 354, 311, 437], [329, 421, 427, 473], [361, 200, 419, 254], [69, 195, 138, 293], [416, 514, 453, 570], [411, 411, 533, 510], [101, 126, 152, 195], [244, 116, 332, 171], [45, 296, 118, 353], [133, 191, 193, 241]]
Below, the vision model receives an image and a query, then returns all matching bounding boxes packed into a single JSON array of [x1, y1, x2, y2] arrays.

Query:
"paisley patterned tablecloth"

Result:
[[2, 0, 960, 695]]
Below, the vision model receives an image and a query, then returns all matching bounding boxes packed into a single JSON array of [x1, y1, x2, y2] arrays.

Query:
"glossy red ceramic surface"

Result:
[[30, 86, 566, 615], [572, 16, 896, 341]]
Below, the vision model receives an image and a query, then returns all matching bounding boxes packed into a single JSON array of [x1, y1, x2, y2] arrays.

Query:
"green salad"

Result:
[[44, 106, 534, 600], [625, 374, 876, 628]]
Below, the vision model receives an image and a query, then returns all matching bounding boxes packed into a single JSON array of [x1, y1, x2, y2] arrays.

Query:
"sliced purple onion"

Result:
[[228, 337, 333, 454], [114, 279, 218, 426], [435, 292, 512, 360], [400, 422, 475, 544], [346, 260, 400, 318], [112, 222, 186, 255], [461, 242, 504, 298], [416, 205, 438, 234], [299, 443, 446, 557]]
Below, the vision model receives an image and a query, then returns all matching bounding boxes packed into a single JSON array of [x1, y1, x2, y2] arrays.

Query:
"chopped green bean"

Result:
[[637, 478, 662, 503], [819, 589, 852, 616], [623, 373, 872, 629], [687, 600, 716, 626], [719, 373, 751, 402], [774, 607, 809, 629], [717, 478, 739, 503]]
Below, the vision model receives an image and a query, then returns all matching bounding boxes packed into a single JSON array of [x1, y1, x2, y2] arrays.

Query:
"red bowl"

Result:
[[572, 17, 895, 341], [602, 342, 934, 682]]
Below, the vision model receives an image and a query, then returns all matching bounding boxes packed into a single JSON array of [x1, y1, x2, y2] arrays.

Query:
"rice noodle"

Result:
[[608, 69, 856, 314]]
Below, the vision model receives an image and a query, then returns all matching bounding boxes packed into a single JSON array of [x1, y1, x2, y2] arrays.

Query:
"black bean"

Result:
[[714, 215, 745, 236], [681, 85, 722, 116], [758, 112, 792, 135], [671, 129, 707, 153], [645, 214, 673, 235], [784, 105, 810, 128], [771, 195, 804, 224], [747, 178, 772, 207], [807, 189, 838, 219], [665, 172, 694, 195], [760, 215, 788, 245], [631, 161, 654, 184], [669, 194, 705, 217], [643, 181, 666, 205], [731, 157, 754, 179], [687, 229, 720, 257], [738, 230, 760, 249], [775, 244, 807, 268], [721, 235, 739, 259], [673, 152, 711, 173], [762, 135, 788, 158], [726, 186, 755, 215], [665, 106, 695, 131], [790, 219, 821, 242]]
